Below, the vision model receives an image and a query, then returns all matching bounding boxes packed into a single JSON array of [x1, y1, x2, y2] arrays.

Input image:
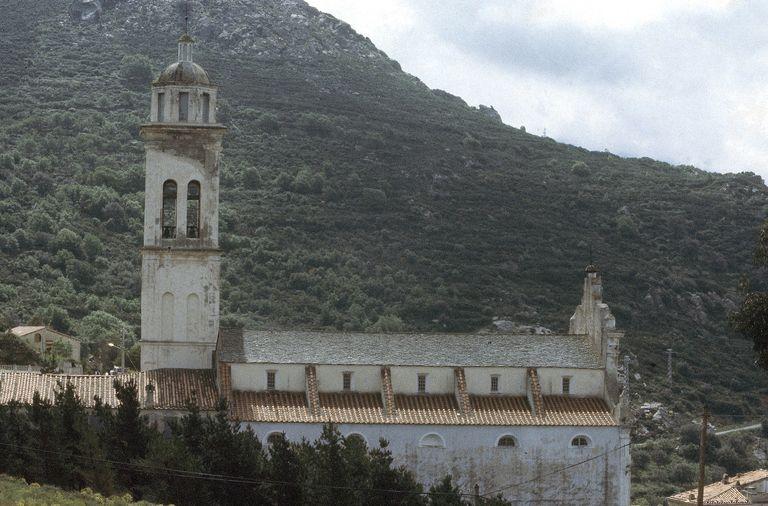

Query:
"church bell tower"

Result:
[[140, 34, 226, 370]]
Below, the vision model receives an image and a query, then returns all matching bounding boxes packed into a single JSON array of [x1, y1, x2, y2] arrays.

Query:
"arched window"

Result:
[[571, 436, 590, 448], [187, 181, 201, 238], [497, 435, 517, 448], [162, 180, 177, 238], [346, 433, 367, 447], [419, 433, 445, 448]]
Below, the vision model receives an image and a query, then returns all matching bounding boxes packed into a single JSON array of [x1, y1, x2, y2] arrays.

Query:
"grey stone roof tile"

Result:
[[217, 330, 602, 369]]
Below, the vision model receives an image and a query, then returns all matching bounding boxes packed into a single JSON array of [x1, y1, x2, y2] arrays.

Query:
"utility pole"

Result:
[[697, 408, 709, 506], [118, 328, 126, 369]]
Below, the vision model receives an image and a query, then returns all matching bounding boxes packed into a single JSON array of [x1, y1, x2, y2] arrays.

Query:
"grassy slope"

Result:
[[0, 474, 155, 505]]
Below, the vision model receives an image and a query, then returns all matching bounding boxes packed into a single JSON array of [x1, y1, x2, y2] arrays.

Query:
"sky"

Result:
[[307, 0, 768, 178]]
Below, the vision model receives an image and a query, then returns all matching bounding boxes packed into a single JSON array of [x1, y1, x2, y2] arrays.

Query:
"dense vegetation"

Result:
[[631, 426, 766, 505], [0, 380, 508, 505], [0, 332, 40, 366], [1, 0, 768, 502]]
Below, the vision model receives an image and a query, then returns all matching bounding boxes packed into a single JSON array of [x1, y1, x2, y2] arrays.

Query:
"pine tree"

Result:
[[266, 431, 303, 505]]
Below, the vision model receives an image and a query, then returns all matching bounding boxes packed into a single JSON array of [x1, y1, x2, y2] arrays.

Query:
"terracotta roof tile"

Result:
[[668, 469, 768, 504], [230, 388, 616, 426], [0, 369, 218, 410], [380, 367, 395, 417], [527, 368, 544, 416], [454, 367, 472, 415], [305, 365, 320, 417]]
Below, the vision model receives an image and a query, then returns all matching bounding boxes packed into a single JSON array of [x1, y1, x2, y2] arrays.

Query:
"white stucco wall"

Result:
[[142, 149, 220, 247], [537, 368, 604, 396], [231, 363, 306, 392], [316, 365, 381, 393], [390, 366, 454, 394], [243, 422, 630, 505], [465, 367, 526, 395], [141, 341, 214, 370]]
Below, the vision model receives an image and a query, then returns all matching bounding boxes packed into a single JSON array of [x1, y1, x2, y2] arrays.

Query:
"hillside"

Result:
[[1, 0, 767, 419]]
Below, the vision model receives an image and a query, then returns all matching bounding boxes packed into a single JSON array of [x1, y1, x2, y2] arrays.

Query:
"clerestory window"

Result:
[[266, 370, 276, 390], [417, 373, 427, 393], [491, 375, 499, 393], [343, 371, 352, 391], [562, 377, 571, 395]]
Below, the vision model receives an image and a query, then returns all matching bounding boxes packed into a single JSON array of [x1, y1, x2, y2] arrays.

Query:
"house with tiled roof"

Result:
[[666, 470, 768, 505], [0, 35, 631, 504], [7, 326, 82, 373]]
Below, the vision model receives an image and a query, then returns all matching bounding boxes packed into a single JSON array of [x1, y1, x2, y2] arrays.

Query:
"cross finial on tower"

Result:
[[184, 0, 190, 35]]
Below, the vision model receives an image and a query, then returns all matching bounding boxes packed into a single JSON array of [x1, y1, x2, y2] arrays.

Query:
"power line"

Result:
[[0, 441, 474, 498], [482, 442, 632, 498]]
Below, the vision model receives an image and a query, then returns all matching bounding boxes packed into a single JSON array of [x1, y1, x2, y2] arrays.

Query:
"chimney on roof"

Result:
[[722, 473, 729, 484]]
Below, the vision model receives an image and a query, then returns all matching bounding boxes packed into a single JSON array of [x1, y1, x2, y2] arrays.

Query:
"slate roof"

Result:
[[0, 369, 218, 410], [229, 391, 616, 426], [218, 330, 602, 369], [668, 469, 768, 504]]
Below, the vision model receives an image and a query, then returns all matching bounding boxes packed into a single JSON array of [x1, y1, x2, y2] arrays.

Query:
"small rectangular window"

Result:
[[562, 377, 571, 395], [417, 373, 427, 393], [343, 372, 352, 391], [267, 371, 276, 390], [490, 375, 499, 393], [178, 92, 189, 122], [157, 92, 165, 122], [202, 93, 210, 123]]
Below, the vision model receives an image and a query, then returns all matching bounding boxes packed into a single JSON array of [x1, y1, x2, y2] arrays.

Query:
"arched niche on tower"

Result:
[[186, 293, 201, 340], [161, 292, 175, 341]]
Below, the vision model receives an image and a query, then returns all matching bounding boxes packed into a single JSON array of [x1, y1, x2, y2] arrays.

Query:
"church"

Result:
[[0, 35, 631, 504]]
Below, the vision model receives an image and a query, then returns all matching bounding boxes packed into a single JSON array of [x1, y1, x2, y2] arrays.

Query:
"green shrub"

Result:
[[119, 54, 153, 89]]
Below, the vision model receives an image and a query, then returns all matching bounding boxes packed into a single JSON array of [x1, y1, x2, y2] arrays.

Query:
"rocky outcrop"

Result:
[[69, 0, 102, 21]]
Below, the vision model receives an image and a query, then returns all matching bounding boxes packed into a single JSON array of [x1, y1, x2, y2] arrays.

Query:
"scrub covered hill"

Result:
[[1, 0, 767, 414]]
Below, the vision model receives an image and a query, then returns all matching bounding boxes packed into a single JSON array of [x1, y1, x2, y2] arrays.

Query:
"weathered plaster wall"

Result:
[[315, 364, 381, 393], [537, 368, 604, 396], [17, 328, 81, 362], [243, 422, 630, 505], [140, 124, 224, 371], [231, 363, 305, 391]]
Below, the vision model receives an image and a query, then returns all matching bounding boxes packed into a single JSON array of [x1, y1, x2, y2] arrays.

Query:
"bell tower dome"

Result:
[[139, 34, 226, 371]]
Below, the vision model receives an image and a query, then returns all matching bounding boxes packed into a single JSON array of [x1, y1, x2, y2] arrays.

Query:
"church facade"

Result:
[[135, 36, 631, 504]]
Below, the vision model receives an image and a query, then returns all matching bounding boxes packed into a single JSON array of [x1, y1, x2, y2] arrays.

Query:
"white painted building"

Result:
[[132, 36, 631, 504]]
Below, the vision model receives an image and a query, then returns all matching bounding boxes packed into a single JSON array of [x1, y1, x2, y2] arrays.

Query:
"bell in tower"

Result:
[[139, 33, 226, 371]]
